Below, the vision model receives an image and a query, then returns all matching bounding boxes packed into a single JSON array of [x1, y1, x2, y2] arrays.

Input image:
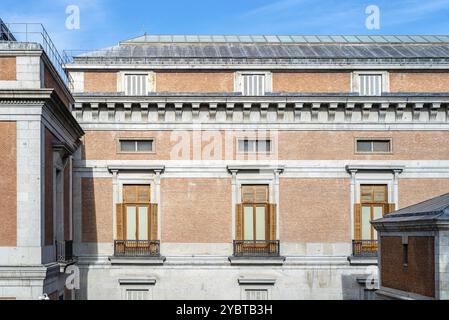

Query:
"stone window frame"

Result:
[[117, 71, 155, 95]]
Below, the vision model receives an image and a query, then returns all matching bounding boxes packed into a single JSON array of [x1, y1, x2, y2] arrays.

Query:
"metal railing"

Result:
[[352, 240, 378, 257], [56, 240, 73, 262], [233, 240, 280, 257], [0, 21, 73, 89], [114, 240, 160, 257]]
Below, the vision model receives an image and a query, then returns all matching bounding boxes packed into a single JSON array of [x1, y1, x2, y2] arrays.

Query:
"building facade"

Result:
[[64, 35, 449, 300], [0, 20, 83, 300], [2, 28, 449, 300]]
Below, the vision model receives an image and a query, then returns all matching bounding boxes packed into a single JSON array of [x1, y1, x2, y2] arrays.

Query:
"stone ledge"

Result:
[[238, 278, 276, 285], [228, 256, 285, 266], [108, 256, 166, 266], [119, 278, 157, 285], [347, 256, 378, 266]]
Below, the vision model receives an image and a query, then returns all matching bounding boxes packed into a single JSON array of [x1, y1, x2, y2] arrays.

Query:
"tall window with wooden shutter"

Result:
[[235, 185, 276, 241], [116, 185, 158, 241], [354, 184, 395, 241]]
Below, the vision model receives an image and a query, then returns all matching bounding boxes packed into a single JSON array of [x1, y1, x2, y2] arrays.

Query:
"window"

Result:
[[241, 185, 269, 241], [125, 289, 150, 300], [359, 74, 382, 96], [123, 185, 152, 241], [245, 289, 268, 300], [119, 139, 154, 153], [242, 74, 265, 96], [238, 139, 271, 154], [358, 185, 387, 241], [356, 139, 391, 154], [124, 74, 148, 96]]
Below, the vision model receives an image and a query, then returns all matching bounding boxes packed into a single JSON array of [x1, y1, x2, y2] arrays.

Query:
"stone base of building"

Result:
[[75, 257, 377, 300]]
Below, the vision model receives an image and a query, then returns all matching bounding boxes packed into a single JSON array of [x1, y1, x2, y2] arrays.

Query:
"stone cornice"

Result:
[[0, 89, 84, 141]]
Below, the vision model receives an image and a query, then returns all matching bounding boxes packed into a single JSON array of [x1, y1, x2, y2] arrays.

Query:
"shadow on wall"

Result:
[[75, 163, 98, 300]]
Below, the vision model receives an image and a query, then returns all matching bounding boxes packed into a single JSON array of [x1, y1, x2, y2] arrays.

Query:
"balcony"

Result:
[[233, 240, 281, 257], [56, 240, 74, 263], [114, 240, 161, 257], [352, 240, 378, 258]]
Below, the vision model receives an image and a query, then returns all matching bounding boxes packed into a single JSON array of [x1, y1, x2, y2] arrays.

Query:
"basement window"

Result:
[[119, 139, 154, 153], [244, 289, 269, 300]]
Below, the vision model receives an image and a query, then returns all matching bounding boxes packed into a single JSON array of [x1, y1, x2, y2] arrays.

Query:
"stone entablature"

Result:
[[72, 94, 449, 126]]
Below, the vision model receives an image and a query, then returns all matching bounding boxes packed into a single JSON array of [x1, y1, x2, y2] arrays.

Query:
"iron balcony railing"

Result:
[[56, 240, 74, 263], [114, 240, 161, 257], [233, 240, 280, 257], [0, 21, 73, 89], [352, 240, 378, 257]]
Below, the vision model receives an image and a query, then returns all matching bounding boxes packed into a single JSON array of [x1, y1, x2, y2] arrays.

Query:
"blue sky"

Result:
[[1, 0, 449, 52]]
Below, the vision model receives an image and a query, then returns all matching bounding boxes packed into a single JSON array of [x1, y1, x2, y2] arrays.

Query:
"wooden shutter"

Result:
[[124, 185, 151, 203], [124, 185, 138, 203], [354, 204, 362, 240], [385, 203, 396, 215], [373, 185, 387, 203], [242, 186, 255, 203], [150, 203, 158, 240], [116, 203, 124, 240], [268, 204, 277, 240], [241, 185, 268, 203], [235, 204, 243, 240], [360, 185, 373, 203], [137, 185, 151, 203], [255, 185, 268, 203]]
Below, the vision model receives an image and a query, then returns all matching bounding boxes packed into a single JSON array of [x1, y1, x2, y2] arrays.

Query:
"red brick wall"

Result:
[[381, 236, 435, 298], [161, 178, 232, 243], [280, 178, 350, 242], [81, 178, 113, 243], [0, 57, 16, 80], [84, 71, 117, 93], [0, 122, 17, 247]]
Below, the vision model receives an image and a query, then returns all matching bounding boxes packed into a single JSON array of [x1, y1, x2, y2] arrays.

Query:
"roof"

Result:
[[121, 34, 449, 44], [375, 193, 449, 224], [66, 34, 449, 66]]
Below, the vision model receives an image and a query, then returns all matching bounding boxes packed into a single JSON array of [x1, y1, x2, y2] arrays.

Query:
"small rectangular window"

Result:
[[125, 289, 150, 300], [359, 74, 382, 96], [238, 139, 271, 153], [242, 74, 265, 96], [356, 139, 391, 154], [119, 139, 154, 153], [124, 74, 148, 96], [245, 289, 268, 300]]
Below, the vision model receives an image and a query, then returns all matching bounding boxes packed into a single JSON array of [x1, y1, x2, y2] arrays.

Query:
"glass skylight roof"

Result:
[[121, 35, 449, 45]]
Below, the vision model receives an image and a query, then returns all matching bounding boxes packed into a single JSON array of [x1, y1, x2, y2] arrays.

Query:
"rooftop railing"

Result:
[[0, 21, 73, 89]]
